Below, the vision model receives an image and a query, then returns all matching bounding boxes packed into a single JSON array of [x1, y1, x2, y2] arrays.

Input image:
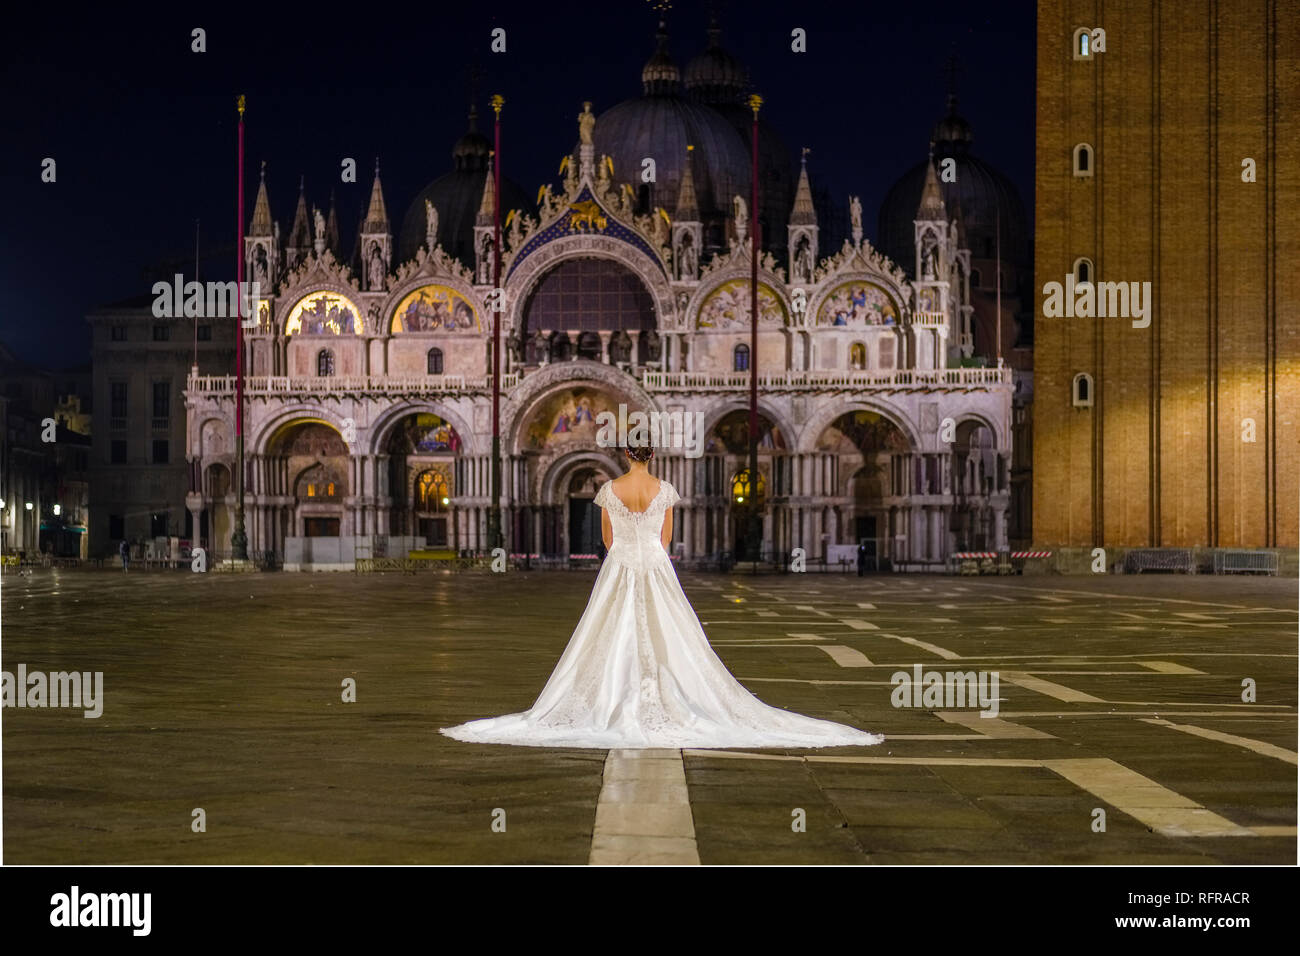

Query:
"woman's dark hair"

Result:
[[624, 442, 655, 463]]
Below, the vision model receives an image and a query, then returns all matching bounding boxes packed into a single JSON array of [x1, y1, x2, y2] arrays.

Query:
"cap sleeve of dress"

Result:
[[663, 481, 680, 509], [594, 482, 610, 509]]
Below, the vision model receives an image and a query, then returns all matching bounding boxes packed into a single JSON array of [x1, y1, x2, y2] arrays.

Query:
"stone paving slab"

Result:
[[1, 568, 1295, 864]]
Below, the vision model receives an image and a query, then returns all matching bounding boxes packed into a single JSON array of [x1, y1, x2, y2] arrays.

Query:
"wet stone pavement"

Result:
[[1, 567, 1295, 864]]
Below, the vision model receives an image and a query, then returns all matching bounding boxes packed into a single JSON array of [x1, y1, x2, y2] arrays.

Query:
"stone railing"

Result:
[[641, 367, 1012, 392], [187, 373, 520, 397]]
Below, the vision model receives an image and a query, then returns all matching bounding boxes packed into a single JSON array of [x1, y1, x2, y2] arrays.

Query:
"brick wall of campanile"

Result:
[[1033, 0, 1298, 550]]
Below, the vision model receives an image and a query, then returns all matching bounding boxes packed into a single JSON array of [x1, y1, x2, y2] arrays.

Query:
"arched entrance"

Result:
[[702, 409, 788, 561], [816, 410, 911, 565], [385, 412, 462, 544], [268, 421, 350, 538]]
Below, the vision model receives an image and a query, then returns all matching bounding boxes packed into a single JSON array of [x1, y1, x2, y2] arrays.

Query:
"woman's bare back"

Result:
[[607, 471, 662, 514]]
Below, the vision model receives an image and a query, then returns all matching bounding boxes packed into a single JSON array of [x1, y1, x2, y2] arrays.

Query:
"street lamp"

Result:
[[25, 502, 33, 511], [53, 504, 62, 516]]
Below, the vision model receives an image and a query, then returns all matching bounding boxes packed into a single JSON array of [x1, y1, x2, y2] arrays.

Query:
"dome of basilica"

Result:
[[398, 107, 534, 268], [876, 96, 1030, 275]]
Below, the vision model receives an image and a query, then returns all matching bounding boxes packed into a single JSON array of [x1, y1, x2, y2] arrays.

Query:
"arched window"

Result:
[[316, 349, 335, 377], [1073, 257, 1094, 286], [427, 347, 444, 375], [849, 342, 867, 370], [733, 343, 750, 372], [730, 468, 766, 505], [1072, 372, 1094, 408], [1073, 27, 1092, 60], [1073, 143, 1094, 177], [416, 470, 450, 513]]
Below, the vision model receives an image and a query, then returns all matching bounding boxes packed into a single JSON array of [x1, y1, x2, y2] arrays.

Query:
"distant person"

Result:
[[119, 539, 129, 572], [857, 541, 868, 577]]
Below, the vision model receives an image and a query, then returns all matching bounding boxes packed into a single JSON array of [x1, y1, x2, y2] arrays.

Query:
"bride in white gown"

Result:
[[440, 445, 884, 750]]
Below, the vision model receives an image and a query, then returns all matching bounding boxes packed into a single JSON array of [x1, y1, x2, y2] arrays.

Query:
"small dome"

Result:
[[452, 106, 490, 171], [641, 20, 680, 94], [931, 95, 974, 154], [684, 23, 747, 105]]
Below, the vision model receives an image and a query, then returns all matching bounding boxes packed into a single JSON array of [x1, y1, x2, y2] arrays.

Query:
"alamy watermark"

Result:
[[595, 404, 706, 459], [891, 664, 1000, 717], [1041, 274, 1152, 328], [151, 273, 261, 327], [1, 664, 103, 718]]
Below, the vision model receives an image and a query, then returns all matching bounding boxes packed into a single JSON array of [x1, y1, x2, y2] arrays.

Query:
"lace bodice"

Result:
[[595, 479, 679, 569]]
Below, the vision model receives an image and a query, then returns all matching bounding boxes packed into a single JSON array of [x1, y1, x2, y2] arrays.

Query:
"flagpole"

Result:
[[232, 94, 249, 562], [488, 94, 504, 552], [995, 205, 1003, 369], [747, 93, 762, 569]]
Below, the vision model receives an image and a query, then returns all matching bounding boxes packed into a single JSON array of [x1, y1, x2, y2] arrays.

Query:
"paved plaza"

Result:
[[1, 567, 1295, 864]]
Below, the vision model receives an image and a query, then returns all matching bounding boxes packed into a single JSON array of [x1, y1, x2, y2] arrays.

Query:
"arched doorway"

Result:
[[566, 467, 607, 558], [269, 422, 350, 538], [385, 412, 462, 542], [951, 419, 998, 551], [703, 409, 788, 561], [816, 410, 911, 564]]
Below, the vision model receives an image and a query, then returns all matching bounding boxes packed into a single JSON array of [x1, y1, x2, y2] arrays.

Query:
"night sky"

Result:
[[1, 1, 1035, 371]]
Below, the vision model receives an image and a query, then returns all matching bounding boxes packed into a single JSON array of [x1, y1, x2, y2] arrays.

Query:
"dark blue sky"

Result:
[[0, 1, 1034, 370]]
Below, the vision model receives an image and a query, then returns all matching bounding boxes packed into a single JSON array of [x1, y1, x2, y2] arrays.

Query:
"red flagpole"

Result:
[[489, 94, 504, 551], [232, 94, 249, 561], [748, 93, 762, 565]]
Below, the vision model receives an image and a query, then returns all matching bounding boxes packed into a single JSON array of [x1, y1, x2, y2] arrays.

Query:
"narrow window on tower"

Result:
[[317, 349, 335, 377], [733, 343, 750, 372], [1073, 144, 1094, 178], [427, 347, 444, 375], [1072, 372, 1094, 408], [1073, 28, 1093, 60], [1073, 257, 1094, 286]]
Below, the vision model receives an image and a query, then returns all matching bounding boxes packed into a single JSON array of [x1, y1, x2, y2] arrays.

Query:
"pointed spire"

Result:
[[789, 147, 817, 225], [363, 157, 390, 232], [326, 189, 341, 253], [250, 161, 274, 236], [917, 145, 947, 220], [476, 153, 495, 226], [675, 144, 700, 221], [287, 175, 311, 256]]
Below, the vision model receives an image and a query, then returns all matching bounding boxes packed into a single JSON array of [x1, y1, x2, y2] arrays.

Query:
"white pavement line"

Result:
[[683, 751, 1043, 768], [880, 634, 962, 660], [787, 632, 827, 639], [796, 604, 834, 617], [839, 618, 879, 630], [931, 618, 957, 623], [815, 645, 874, 668], [755, 611, 778, 617], [589, 749, 700, 866], [995, 709, 1293, 718], [1140, 718, 1299, 765], [999, 672, 1105, 703], [1139, 661, 1206, 674], [1042, 758, 1256, 838], [1251, 826, 1299, 837], [935, 711, 1056, 739], [857, 602, 877, 609]]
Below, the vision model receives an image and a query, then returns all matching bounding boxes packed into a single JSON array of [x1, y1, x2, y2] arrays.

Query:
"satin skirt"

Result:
[[440, 552, 884, 750]]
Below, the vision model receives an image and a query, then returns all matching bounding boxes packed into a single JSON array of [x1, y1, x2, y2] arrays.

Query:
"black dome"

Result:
[[398, 149, 533, 269], [877, 97, 1029, 275], [684, 22, 748, 104]]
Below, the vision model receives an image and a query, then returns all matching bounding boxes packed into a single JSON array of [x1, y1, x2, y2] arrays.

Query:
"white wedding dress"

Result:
[[440, 479, 884, 750]]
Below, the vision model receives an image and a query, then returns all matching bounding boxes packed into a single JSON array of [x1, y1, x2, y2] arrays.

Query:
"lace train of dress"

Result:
[[440, 479, 883, 749]]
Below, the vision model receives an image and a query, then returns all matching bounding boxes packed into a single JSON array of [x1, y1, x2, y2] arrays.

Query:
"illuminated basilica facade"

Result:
[[185, 25, 1016, 570]]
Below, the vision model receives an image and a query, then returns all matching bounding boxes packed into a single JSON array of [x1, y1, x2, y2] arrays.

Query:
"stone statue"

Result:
[[368, 243, 385, 290], [313, 207, 326, 241], [578, 101, 596, 145], [849, 195, 863, 245], [679, 235, 697, 278], [425, 199, 438, 249], [733, 195, 748, 231]]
